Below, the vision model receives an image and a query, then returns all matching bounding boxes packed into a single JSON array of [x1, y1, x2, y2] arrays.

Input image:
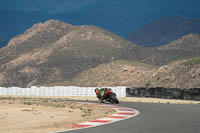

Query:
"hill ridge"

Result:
[[0, 20, 142, 87], [7, 19, 72, 47], [159, 33, 200, 50], [0, 19, 200, 87]]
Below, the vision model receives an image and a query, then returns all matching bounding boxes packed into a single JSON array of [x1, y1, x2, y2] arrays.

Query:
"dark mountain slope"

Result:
[[141, 33, 200, 65], [129, 16, 200, 47]]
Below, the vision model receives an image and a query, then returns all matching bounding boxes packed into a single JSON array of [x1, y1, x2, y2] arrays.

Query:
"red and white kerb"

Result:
[[54, 102, 140, 133], [72, 103, 140, 129]]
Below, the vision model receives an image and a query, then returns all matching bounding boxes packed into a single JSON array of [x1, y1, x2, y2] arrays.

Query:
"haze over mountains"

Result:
[[0, 20, 200, 88], [1, 0, 200, 47]]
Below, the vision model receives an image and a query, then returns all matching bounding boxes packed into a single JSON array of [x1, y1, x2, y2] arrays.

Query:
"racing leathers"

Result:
[[95, 88, 110, 103]]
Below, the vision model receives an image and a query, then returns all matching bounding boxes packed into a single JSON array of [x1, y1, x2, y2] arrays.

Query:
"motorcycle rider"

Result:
[[95, 88, 110, 103], [95, 88, 101, 102]]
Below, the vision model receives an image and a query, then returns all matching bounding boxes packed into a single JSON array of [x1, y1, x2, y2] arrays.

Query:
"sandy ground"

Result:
[[0, 96, 199, 133], [0, 97, 115, 133], [59, 96, 200, 104]]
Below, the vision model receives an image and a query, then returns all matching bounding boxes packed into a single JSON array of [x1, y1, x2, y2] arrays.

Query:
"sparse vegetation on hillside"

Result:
[[182, 57, 200, 66], [0, 20, 200, 88], [0, 20, 143, 87], [149, 58, 200, 88], [142, 33, 200, 65], [44, 58, 200, 88], [44, 60, 158, 87]]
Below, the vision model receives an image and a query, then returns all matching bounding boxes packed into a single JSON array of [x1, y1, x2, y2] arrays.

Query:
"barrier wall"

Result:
[[126, 87, 200, 101], [0, 86, 126, 97], [1, 86, 200, 100]]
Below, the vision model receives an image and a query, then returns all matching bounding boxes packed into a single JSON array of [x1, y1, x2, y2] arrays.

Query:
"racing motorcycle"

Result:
[[104, 89, 119, 104]]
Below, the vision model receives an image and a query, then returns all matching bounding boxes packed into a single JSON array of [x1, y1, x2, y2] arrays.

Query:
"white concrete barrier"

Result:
[[0, 86, 126, 97]]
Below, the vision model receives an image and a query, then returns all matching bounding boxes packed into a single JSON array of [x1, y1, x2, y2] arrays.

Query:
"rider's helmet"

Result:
[[95, 88, 100, 94], [105, 88, 110, 91]]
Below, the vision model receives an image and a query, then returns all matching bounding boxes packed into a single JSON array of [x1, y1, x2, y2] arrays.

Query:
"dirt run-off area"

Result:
[[0, 97, 115, 133]]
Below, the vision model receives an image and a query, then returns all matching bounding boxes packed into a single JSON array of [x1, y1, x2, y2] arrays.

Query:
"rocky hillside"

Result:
[[159, 33, 200, 51], [141, 33, 200, 65], [149, 58, 200, 88], [49, 60, 156, 87], [129, 16, 200, 47], [0, 20, 141, 87], [1, 19, 200, 88], [55, 58, 200, 88]]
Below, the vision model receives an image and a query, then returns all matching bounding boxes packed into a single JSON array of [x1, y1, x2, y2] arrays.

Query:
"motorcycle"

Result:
[[104, 89, 119, 104]]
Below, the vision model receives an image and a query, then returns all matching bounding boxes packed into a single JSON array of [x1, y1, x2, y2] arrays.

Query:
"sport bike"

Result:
[[104, 89, 119, 104]]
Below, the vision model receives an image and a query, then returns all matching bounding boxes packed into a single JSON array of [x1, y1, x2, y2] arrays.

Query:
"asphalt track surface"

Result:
[[59, 102, 200, 133]]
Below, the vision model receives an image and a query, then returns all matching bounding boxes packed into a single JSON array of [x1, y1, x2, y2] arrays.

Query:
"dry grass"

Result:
[[0, 96, 115, 133], [1, 95, 199, 133]]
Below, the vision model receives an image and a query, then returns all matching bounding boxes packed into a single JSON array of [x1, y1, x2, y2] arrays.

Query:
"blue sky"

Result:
[[1, 0, 200, 15], [0, 0, 200, 47]]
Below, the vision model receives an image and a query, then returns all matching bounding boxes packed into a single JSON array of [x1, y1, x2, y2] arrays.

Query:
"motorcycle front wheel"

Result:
[[110, 94, 119, 104]]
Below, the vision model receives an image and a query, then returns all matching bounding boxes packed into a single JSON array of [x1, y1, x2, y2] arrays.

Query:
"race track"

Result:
[[58, 102, 200, 133]]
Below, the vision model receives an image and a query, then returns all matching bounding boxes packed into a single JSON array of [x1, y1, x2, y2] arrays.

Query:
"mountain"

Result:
[[158, 33, 200, 51], [1, 0, 200, 47], [45, 58, 200, 88], [0, 20, 141, 87], [1, 20, 200, 87], [48, 60, 157, 87], [140, 33, 200, 65], [149, 57, 200, 88], [129, 16, 200, 47]]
